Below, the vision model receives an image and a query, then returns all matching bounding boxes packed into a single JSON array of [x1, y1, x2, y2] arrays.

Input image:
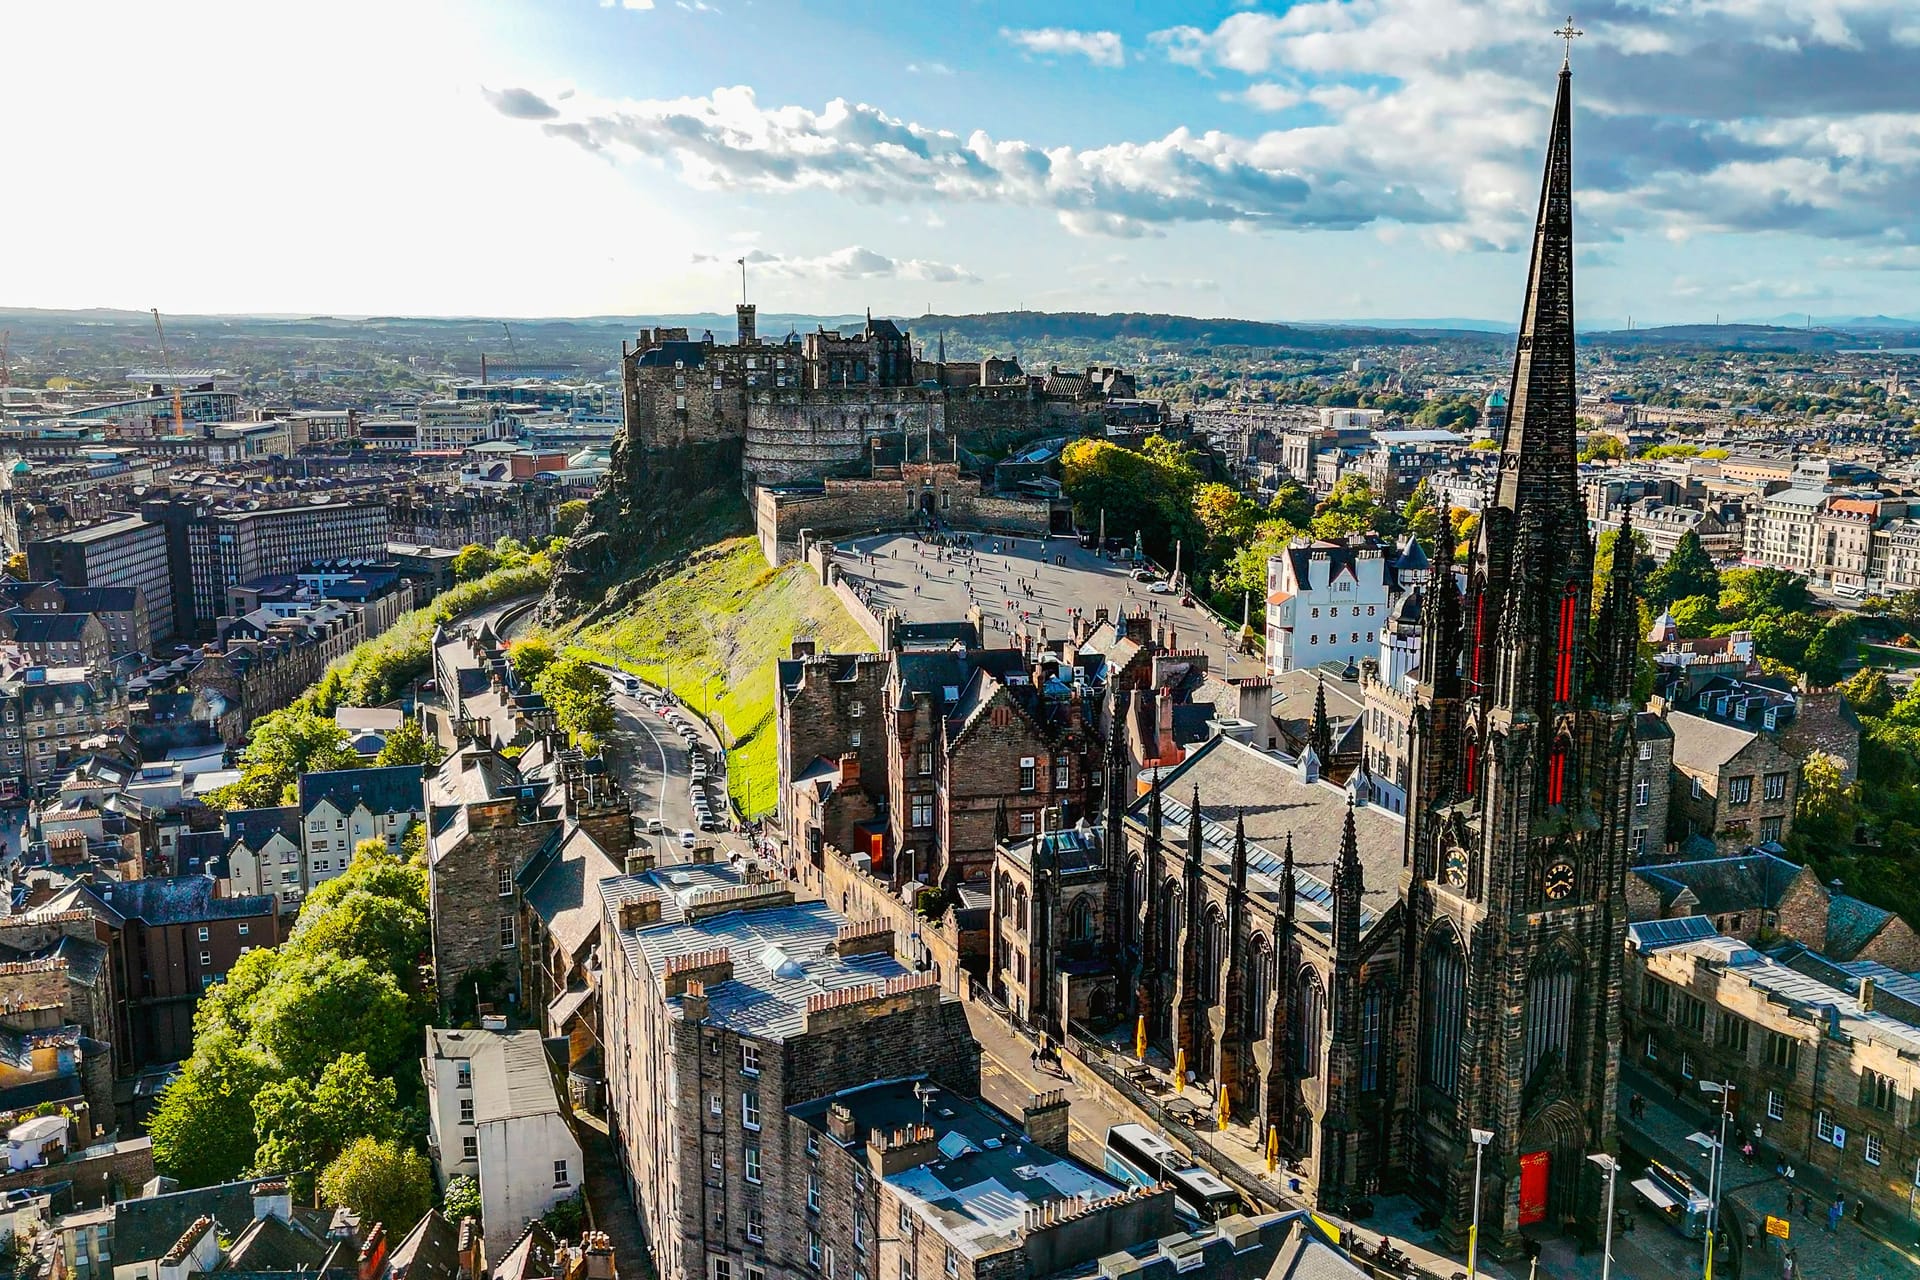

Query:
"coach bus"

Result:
[[1103, 1124, 1243, 1223]]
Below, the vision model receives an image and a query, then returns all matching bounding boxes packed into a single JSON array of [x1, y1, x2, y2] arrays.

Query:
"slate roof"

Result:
[[225, 806, 301, 853], [521, 826, 621, 962], [1630, 853, 1802, 916], [1825, 893, 1894, 960], [1667, 711, 1759, 772], [3, 612, 96, 643], [634, 341, 709, 369], [222, 1211, 340, 1271], [1000, 826, 1104, 877], [111, 1177, 294, 1266], [298, 765, 425, 818], [384, 1210, 460, 1280], [1140, 735, 1404, 936], [67, 876, 273, 926], [600, 863, 912, 1041], [792, 1077, 1120, 1261]]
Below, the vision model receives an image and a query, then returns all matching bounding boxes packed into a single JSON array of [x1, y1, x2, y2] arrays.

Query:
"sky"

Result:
[[9, 0, 1920, 326]]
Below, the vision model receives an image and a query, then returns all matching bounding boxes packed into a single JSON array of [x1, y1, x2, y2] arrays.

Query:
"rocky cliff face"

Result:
[[542, 429, 745, 622]]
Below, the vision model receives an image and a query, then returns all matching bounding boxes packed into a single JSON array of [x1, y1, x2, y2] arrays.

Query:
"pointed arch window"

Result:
[[1246, 938, 1272, 1039], [1159, 882, 1182, 968], [1358, 982, 1385, 1094], [1464, 735, 1479, 798], [1547, 735, 1569, 807], [1421, 930, 1465, 1099], [1471, 591, 1487, 691], [1554, 580, 1579, 702], [1068, 896, 1095, 943], [1200, 906, 1226, 1002], [1294, 968, 1325, 1087], [1525, 952, 1579, 1080]]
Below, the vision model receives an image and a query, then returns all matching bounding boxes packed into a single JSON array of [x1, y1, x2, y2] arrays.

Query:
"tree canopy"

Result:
[[1644, 530, 1719, 609], [319, 1137, 434, 1233]]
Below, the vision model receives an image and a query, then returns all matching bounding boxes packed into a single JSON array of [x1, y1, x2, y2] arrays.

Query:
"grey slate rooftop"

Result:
[[599, 862, 915, 1041]]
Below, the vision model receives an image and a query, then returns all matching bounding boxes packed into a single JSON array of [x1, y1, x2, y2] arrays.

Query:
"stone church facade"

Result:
[[1048, 61, 1637, 1251]]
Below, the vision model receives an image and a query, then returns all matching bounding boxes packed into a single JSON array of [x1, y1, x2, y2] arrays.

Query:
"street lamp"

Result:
[[1698, 1080, 1735, 1280], [1588, 1152, 1619, 1280], [1468, 1127, 1494, 1280]]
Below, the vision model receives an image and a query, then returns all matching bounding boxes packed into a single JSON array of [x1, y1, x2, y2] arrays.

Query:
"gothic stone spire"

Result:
[[1334, 797, 1365, 954], [1280, 831, 1296, 925], [1494, 60, 1578, 520], [1185, 784, 1204, 871], [1230, 809, 1248, 899], [1310, 676, 1335, 761]]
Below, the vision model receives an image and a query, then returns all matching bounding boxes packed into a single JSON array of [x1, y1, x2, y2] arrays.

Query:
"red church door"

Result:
[[1518, 1151, 1550, 1226]]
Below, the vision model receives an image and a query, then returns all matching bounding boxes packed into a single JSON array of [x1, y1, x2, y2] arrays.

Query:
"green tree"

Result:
[[1190, 483, 1262, 561], [1791, 750, 1860, 861], [507, 636, 557, 687], [374, 718, 440, 768], [1267, 479, 1314, 530], [553, 500, 590, 537], [1845, 667, 1895, 718], [1310, 474, 1390, 540], [451, 544, 499, 583], [1667, 594, 1718, 637], [253, 1052, 405, 1176], [1411, 396, 1479, 432], [300, 842, 429, 923], [1059, 436, 1202, 563], [533, 655, 616, 751], [1591, 527, 1651, 611], [1644, 530, 1719, 609], [1639, 443, 1702, 460], [318, 1137, 433, 1234], [252, 952, 416, 1079], [248, 708, 363, 787], [1801, 615, 1858, 687], [196, 947, 282, 1041], [1578, 433, 1625, 462], [442, 1175, 482, 1224], [149, 1031, 275, 1186], [1718, 567, 1811, 621], [1398, 478, 1444, 548], [291, 886, 430, 977]]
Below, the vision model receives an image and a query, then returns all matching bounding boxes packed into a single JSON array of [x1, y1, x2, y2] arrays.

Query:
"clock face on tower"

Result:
[[1444, 845, 1470, 889], [1544, 858, 1577, 901]]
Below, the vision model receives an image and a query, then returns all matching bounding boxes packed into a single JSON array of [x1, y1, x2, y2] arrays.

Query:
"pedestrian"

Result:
[[1826, 1197, 1843, 1234], [1781, 1250, 1795, 1280]]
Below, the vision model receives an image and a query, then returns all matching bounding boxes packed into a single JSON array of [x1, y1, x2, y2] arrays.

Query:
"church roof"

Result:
[[1133, 735, 1403, 937]]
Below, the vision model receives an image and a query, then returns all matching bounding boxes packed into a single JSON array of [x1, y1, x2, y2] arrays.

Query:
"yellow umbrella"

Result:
[[1135, 1015, 1147, 1062], [1216, 1085, 1230, 1132], [1266, 1125, 1279, 1173], [1174, 1047, 1187, 1094]]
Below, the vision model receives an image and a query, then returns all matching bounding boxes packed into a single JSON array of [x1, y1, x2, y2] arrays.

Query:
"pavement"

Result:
[[831, 532, 1265, 680]]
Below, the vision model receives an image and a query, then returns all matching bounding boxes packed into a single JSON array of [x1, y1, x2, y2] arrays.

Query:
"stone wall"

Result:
[[0, 1135, 153, 1203], [757, 463, 1055, 564], [745, 391, 944, 486], [429, 800, 563, 998]]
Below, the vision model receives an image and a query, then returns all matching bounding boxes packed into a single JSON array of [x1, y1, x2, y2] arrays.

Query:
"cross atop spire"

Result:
[[1554, 15, 1584, 66]]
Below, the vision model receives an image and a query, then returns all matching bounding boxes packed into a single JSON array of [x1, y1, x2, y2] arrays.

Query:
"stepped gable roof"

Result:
[[298, 765, 425, 817], [521, 825, 622, 961], [225, 805, 301, 853], [1666, 711, 1758, 772], [385, 1210, 460, 1280]]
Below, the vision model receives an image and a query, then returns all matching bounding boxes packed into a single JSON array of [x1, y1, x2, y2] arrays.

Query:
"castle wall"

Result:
[[745, 390, 945, 485]]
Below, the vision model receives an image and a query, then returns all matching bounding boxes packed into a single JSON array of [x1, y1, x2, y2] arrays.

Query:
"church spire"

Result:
[[1333, 797, 1365, 954], [1493, 58, 1578, 519], [1279, 831, 1296, 925], [1230, 810, 1248, 898], [1596, 505, 1641, 704], [1310, 676, 1334, 762], [1185, 785, 1204, 870], [1419, 523, 1462, 696]]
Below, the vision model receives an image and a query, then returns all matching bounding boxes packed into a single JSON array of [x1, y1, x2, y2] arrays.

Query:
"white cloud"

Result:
[[695, 245, 978, 283], [1239, 83, 1303, 111], [1000, 27, 1125, 69], [493, 84, 1449, 239], [905, 61, 954, 76]]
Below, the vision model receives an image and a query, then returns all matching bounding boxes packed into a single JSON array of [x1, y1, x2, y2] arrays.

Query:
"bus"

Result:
[[1103, 1124, 1244, 1223], [1630, 1159, 1712, 1239]]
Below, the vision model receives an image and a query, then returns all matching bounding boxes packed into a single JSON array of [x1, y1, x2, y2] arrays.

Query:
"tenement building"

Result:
[[1038, 60, 1640, 1250]]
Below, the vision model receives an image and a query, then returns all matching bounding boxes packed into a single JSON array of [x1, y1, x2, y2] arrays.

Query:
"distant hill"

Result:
[[1582, 323, 1868, 352], [909, 310, 1505, 353]]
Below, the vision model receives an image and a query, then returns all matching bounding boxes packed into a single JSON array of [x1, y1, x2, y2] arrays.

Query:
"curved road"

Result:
[[595, 670, 742, 866]]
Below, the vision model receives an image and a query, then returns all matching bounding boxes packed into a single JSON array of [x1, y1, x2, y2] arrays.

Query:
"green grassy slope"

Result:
[[563, 537, 872, 817]]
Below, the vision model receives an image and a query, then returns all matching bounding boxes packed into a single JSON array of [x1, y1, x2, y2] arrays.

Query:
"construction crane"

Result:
[[150, 309, 185, 433], [500, 322, 520, 360], [0, 331, 9, 390]]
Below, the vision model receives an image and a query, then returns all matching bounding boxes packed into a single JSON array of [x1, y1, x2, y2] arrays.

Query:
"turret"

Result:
[[1333, 798, 1365, 955]]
